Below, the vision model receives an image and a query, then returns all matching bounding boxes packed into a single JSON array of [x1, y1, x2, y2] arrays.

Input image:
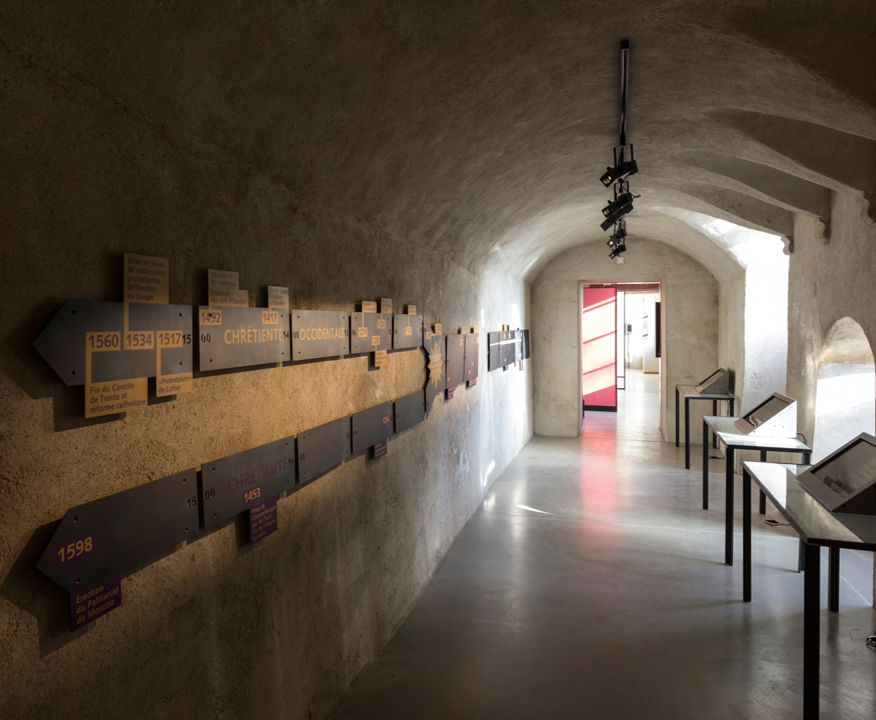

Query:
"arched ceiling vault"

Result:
[[2, 1, 873, 279]]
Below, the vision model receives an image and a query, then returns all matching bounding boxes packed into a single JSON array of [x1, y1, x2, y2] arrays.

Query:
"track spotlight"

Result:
[[607, 223, 627, 258], [600, 157, 638, 187], [600, 193, 634, 230]]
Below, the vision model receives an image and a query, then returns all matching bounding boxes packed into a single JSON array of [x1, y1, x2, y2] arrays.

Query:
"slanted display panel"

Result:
[[392, 314, 424, 350], [37, 468, 199, 592], [198, 306, 290, 371], [202, 436, 296, 529], [352, 401, 393, 453], [350, 312, 392, 353], [734, 393, 796, 436], [291, 310, 350, 361], [464, 332, 479, 382], [446, 334, 466, 388], [798, 433, 876, 515], [298, 416, 351, 483], [501, 330, 517, 367], [395, 391, 426, 434]]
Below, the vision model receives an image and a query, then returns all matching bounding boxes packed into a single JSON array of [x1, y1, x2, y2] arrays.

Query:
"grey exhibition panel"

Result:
[[352, 401, 393, 454], [392, 314, 424, 350], [290, 309, 350, 361], [487, 331, 503, 371], [36, 468, 199, 592], [34, 300, 193, 386], [445, 334, 466, 388], [198, 306, 291, 371], [350, 312, 392, 354], [298, 416, 352, 483], [201, 435, 296, 530], [394, 390, 426, 434], [464, 332, 479, 382]]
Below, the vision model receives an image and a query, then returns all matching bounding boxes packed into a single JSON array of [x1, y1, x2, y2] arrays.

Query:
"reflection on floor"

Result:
[[335, 370, 875, 720]]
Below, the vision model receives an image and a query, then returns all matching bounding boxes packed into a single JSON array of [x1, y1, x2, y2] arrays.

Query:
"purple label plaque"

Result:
[[446, 386, 455, 400], [467, 378, 477, 388], [249, 497, 278, 545], [70, 573, 121, 631], [373, 439, 388, 459]]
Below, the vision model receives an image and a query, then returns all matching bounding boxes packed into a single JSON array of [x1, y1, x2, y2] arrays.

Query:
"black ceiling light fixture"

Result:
[[607, 220, 627, 259], [600, 39, 640, 259]]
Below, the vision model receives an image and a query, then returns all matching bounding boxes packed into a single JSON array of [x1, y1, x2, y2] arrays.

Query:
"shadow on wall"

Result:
[[812, 317, 876, 463]]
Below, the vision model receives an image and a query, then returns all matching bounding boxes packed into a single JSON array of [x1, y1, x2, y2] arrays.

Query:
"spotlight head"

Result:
[[600, 158, 638, 187], [608, 241, 626, 259], [599, 193, 634, 230]]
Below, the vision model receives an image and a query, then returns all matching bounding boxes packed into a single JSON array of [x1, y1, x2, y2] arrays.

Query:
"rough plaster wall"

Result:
[[786, 191, 876, 606], [718, 273, 746, 404], [0, 46, 533, 719], [532, 239, 718, 441]]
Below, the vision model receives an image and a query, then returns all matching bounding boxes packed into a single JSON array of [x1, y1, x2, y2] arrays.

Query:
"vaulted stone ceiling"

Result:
[[3, 0, 874, 280]]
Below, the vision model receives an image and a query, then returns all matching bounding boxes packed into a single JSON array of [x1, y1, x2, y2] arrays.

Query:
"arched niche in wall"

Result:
[[812, 317, 876, 462]]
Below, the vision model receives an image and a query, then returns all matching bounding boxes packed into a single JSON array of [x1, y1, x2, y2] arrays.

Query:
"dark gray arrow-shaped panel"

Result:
[[201, 436, 296, 530], [34, 300, 192, 387], [198, 306, 290, 371], [37, 468, 199, 592]]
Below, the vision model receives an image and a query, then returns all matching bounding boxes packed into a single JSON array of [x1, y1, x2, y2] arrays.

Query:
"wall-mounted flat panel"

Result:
[[202, 436, 296, 530], [198, 306, 290, 371], [392, 314, 423, 350], [464, 332, 479, 382], [350, 312, 392, 354], [291, 310, 350, 361], [424, 335, 445, 415], [37, 468, 199, 592], [446, 334, 465, 389], [488, 331, 502, 372], [521, 329, 531, 360], [352, 401, 392, 454], [395, 391, 426, 434], [298, 416, 351, 482], [500, 330, 517, 367], [35, 301, 193, 387]]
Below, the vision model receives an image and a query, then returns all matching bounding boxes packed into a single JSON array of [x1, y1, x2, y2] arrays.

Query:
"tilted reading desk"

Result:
[[674, 384, 735, 469]]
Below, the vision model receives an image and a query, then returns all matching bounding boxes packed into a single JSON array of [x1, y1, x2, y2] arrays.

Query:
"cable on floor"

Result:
[[764, 518, 790, 527], [867, 635, 876, 651]]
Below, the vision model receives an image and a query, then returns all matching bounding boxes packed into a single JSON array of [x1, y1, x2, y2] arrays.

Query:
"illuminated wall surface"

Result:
[[1, 3, 875, 719], [581, 287, 617, 409]]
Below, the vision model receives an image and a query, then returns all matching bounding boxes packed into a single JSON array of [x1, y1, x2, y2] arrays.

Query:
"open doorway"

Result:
[[581, 282, 662, 430]]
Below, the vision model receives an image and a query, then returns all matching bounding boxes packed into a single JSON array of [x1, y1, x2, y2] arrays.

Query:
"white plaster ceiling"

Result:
[[2, 1, 873, 281]]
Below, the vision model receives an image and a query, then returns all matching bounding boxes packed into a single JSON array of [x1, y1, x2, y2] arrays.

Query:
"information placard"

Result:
[[298, 416, 351, 482], [290, 310, 350, 361], [37, 468, 199, 593], [446, 334, 465, 389], [352, 401, 392, 454], [392, 314, 423, 350], [464, 331, 479, 383], [201, 436, 295, 530], [70, 574, 121, 631], [249, 498, 278, 544], [350, 312, 392, 354]]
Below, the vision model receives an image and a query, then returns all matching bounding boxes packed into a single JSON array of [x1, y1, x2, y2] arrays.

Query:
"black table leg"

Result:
[[675, 387, 679, 447], [702, 419, 709, 510], [684, 398, 690, 469], [759, 450, 767, 514], [798, 538, 805, 573], [803, 543, 821, 720], [712, 400, 718, 448], [828, 547, 840, 613], [728, 399, 734, 418], [743, 467, 752, 602], [725, 446, 735, 565], [803, 451, 811, 465]]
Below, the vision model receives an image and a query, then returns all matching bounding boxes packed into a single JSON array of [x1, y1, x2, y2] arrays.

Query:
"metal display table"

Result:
[[740, 462, 876, 720], [702, 415, 812, 564], [675, 384, 735, 469]]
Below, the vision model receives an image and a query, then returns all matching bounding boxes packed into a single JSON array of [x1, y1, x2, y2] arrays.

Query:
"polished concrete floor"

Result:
[[335, 371, 876, 720]]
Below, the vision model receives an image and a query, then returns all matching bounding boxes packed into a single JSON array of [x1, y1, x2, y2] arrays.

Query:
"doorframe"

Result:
[[579, 280, 663, 431]]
